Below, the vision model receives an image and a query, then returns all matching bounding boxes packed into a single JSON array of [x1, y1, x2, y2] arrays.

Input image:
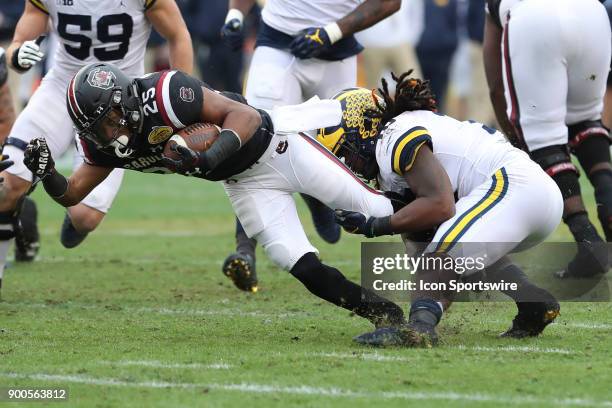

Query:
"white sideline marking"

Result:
[[1, 372, 610, 407], [312, 346, 572, 363], [98, 360, 231, 370], [7, 302, 304, 319], [6, 302, 612, 331]]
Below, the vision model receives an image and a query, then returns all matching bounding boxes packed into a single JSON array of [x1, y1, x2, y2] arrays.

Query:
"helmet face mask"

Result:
[[67, 63, 142, 158], [317, 88, 384, 180]]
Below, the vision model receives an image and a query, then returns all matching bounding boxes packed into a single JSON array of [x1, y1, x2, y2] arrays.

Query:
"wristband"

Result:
[[323, 22, 343, 45], [10, 47, 29, 73], [225, 8, 244, 24], [198, 129, 242, 171], [371, 215, 393, 237], [42, 169, 69, 198]]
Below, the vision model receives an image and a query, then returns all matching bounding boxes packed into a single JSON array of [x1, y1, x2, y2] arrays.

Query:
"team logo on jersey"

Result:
[[148, 126, 174, 144], [87, 68, 116, 90], [179, 87, 195, 103], [56, 0, 73, 5]]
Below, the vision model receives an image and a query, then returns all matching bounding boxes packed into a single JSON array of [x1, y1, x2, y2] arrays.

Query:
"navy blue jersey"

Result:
[[80, 70, 273, 181]]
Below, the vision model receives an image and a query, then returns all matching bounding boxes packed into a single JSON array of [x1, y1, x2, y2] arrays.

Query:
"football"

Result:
[[163, 122, 220, 172]]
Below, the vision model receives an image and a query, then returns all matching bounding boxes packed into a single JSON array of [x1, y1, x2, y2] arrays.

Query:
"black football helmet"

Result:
[[67, 63, 143, 157], [316, 87, 385, 180]]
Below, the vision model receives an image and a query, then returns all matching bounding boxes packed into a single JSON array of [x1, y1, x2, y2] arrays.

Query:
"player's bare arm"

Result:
[[336, 0, 401, 37], [228, 0, 256, 16], [483, 14, 519, 146], [0, 84, 15, 144], [6, 2, 48, 72], [201, 88, 261, 145], [146, 0, 193, 73], [389, 146, 455, 233], [162, 86, 262, 174], [22, 138, 112, 207]]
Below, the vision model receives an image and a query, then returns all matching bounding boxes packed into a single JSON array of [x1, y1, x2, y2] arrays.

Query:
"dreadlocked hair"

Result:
[[370, 69, 438, 128]]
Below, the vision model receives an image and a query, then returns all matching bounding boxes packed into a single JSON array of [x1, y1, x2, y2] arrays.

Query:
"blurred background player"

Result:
[[0, 0, 192, 292], [483, 0, 612, 278], [218, 0, 401, 292], [355, 0, 423, 89]]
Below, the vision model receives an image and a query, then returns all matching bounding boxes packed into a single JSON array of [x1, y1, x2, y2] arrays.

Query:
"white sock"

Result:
[[0, 239, 13, 284]]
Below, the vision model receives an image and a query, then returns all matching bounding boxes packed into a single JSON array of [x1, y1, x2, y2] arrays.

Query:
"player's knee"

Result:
[[263, 241, 306, 271], [67, 205, 105, 233], [530, 145, 581, 200], [568, 120, 611, 174]]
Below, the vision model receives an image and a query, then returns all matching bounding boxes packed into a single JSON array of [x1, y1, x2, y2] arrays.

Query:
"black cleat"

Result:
[[301, 194, 341, 244], [500, 300, 560, 338], [554, 242, 609, 279], [354, 321, 438, 348], [222, 252, 258, 293], [14, 197, 40, 262], [60, 213, 89, 249]]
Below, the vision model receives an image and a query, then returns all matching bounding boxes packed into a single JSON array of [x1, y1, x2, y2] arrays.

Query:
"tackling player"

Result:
[[483, 0, 612, 278], [318, 74, 563, 346], [0, 0, 192, 290], [22, 62, 408, 334], [218, 0, 401, 292]]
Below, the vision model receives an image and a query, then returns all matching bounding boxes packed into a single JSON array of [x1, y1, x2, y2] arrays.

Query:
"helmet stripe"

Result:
[[67, 76, 85, 124]]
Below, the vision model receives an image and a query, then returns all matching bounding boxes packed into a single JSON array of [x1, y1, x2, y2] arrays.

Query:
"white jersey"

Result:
[[376, 110, 527, 199], [262, 0, 364, 35], [485, 0, 521, 28], [29, 0, 153, 80]]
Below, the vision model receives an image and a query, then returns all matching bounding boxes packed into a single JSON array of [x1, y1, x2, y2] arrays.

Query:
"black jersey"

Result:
[[79, 70, 273, 181]]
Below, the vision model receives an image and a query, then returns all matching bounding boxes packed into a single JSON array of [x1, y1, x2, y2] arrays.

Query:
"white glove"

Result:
[[17, 40, 44, 69]]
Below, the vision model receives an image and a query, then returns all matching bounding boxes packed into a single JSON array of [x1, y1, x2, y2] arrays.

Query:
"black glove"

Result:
[[334, 209, 393, 238], [162, 143, 205, 176], [0, 154, 14, 182], [24, 137, 55, 179], [289, 27, 332, 59], [220, 19, 244, 51]]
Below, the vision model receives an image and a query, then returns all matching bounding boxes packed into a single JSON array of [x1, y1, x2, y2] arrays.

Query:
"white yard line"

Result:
[[0, 372, 609, 407], [5, 302, 612, 331], [98, 360, 231, 370], [311, 345, 572, 363]]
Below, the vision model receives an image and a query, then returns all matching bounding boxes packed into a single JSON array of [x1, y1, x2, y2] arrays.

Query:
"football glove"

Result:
[[15, 38, 45, 70], [0, 154, 14, 182], [162, 143, 203, 176], [334, 209, 376, 237], [220, 11, 244, 51], [23, 137, 55, 179], [290, 27, 333, 59]]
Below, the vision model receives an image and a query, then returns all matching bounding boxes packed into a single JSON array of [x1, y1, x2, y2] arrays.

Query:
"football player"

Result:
[[219, 0, 401, 292], [0, 0, 192, 290], [23, 62, 408, 333], [483, 0, 612, 278], [318, 74, 563, 346]]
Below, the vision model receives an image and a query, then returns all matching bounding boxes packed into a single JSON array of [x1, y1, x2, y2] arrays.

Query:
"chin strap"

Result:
[[110, 135, 134, 158]]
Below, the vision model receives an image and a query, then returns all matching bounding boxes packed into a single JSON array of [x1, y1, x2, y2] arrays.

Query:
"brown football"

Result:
[[163, 123, 220, 172]]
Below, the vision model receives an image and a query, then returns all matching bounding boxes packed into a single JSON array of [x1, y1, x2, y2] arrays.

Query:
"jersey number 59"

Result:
[[57, 13, 134, 61]]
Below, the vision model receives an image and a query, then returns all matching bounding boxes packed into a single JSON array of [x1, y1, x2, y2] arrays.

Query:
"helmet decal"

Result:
[[87, 67, 117, 90]]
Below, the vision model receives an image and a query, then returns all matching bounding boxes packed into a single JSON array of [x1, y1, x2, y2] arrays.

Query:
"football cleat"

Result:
[[555, 242, 609, 279], [354, 321, 438, 348], [500, 300, 560, 338], [14, 197, 40, 262], [222, 252, 258, 293], [60, 213, 89, 249]]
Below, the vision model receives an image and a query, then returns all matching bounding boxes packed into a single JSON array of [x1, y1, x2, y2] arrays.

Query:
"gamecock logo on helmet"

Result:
[[87, 68, 117, 90]]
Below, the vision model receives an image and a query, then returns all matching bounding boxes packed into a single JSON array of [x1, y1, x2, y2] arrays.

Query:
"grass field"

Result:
[[0, 170, 611, 407]]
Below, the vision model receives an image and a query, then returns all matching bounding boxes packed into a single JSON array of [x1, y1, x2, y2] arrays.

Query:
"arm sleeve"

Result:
[[28, 0, 49, 14], [0, 49, 7, 87], [155, 70, 204, 129], [390, 126, 433, 176]]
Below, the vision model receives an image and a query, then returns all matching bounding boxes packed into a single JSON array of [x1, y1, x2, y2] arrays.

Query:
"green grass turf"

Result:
[[0, 171, 611, 407]]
